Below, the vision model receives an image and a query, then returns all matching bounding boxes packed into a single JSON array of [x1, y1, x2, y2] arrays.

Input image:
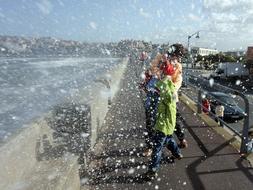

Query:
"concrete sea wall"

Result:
[[0, 57, 128, 190]]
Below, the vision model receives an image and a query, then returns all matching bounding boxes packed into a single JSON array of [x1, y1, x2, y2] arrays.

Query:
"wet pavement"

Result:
[[83, 60, 253, 190]]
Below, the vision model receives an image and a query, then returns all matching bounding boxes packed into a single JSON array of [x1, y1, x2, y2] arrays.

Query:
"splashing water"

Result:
[[128, 168, 135, 174], [209, 78, 214, 87], [235, 80, 241, 85], [141, 72, 146, 79]]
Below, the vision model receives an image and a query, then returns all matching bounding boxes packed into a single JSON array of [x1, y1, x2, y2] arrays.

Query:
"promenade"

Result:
[[82, 58, 253, 190]]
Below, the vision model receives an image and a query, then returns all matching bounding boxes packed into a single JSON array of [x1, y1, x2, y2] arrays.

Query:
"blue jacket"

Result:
[[145, 76, 159, 113]]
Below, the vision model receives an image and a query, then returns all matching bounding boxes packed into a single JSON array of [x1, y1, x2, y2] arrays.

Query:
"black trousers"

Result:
[[174, 111, 185, 141], [145, 108, 156, 149]]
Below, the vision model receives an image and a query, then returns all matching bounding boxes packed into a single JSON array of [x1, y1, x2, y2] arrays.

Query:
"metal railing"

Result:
[[184, 73, 250, 154]]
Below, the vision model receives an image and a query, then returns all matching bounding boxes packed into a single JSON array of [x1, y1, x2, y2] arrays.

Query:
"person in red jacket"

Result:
[[202, 98, 210, 114]]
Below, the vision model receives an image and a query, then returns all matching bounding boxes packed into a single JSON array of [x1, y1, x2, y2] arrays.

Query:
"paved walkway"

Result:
[[83, 61, 253, 190]]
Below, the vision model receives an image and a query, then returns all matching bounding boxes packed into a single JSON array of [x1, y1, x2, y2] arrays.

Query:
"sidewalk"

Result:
[[82, 62, 253, 190]]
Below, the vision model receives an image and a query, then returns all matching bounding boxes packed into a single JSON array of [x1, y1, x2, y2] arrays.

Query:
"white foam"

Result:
[[0, 57, 124, 142]]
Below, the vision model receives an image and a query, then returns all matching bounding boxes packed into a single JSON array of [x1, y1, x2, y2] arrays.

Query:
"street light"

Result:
[[185, 31, 200, 87], [188, 31, 200, 48], [187, 31, 200, 65]]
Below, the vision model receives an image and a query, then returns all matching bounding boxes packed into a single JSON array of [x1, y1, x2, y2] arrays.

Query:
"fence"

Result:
[[184, 73, 250, 154]]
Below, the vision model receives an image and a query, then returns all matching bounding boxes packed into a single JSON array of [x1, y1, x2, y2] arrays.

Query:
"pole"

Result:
[[186, 36, 191, 87], [240, 95, 250, 154], [198, 89, 202, 114], [185, 31, 199, 88]]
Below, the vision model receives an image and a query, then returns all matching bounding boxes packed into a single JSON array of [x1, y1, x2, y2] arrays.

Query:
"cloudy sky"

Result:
[[0, 0, 253, 51]]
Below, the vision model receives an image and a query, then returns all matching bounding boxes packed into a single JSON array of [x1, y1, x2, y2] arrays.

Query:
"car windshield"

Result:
[[214, 95, 237, 106]]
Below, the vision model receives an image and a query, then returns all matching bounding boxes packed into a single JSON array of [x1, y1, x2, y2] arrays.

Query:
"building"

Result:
[[224, 51, 245, 57], [191, 47, 218, 56], [246, 46, 253, 75], [246, 46, 253, 60]]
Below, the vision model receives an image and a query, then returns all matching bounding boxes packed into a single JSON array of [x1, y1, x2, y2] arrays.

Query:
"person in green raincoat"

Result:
[[145, 61, 183, 179]]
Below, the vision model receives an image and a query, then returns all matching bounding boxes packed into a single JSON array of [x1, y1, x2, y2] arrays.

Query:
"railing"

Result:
[[184, 73, 250, 154]]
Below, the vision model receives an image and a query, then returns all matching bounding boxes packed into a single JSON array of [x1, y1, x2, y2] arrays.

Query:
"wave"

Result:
[[0, 57, 126, 144]]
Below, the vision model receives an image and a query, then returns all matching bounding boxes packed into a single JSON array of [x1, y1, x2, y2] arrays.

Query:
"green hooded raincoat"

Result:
[[155, 78, 177, 136]]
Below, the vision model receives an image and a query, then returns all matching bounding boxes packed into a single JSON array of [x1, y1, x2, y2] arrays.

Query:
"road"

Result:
[[182, 69, 253, 134]]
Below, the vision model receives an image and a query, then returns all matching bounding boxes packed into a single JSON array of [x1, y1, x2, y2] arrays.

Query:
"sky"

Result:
[[0, 0, 253, 51]]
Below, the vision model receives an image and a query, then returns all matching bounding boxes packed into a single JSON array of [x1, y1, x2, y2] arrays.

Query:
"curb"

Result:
[[179, 92, 253, 166]]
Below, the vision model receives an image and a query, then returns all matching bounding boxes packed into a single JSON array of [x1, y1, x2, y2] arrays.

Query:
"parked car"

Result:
[[206, 92, 245, 122]]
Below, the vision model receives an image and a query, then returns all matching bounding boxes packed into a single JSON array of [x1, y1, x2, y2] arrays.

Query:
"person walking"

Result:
[[140, 69, 160, 157], [202, 98, 210, 114], [145, 63, 183, 179], [247, 128, 253, 153], [149, 44, 188, 148], [169, 43, 188, 148], [215, 102, 224, 127]]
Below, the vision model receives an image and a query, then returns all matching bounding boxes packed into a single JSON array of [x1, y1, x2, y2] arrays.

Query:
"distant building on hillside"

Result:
[[191, 47, 218, 57], [224, 50, 245, 57]]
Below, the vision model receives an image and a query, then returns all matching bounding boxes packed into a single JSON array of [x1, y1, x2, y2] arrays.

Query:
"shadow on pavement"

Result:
[[92, 146, 146, 160], [181, 116, 253, 189]]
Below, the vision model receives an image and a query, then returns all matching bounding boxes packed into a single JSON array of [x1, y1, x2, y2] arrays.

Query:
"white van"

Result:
[[211, 62, 249, 79]]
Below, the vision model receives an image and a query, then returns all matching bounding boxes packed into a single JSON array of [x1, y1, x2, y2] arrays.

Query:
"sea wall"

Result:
[[0, 57, 128, 190]]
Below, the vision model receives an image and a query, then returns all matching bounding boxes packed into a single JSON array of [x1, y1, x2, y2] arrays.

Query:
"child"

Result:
[[140, 69, 160, 157], [247, 128, 253, 153], [169, 44, 188, 148], [145, 63, 182, 179], [150, 45, 188, 149], [215, 102, 225, 127], [202, 98, 210, 114]]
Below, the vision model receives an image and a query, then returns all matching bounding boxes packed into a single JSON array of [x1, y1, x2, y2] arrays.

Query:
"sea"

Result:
[[0, 57, 123, 143]]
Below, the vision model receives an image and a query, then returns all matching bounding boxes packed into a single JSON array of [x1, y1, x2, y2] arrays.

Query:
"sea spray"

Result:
[[0, 57, 128, 189]]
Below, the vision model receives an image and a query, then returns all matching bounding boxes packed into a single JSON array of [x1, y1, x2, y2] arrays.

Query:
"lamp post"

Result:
[[187, 31, 200, 52], [185, 31, 200, 87]]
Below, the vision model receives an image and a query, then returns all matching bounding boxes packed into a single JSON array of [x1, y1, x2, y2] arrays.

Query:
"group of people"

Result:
[[202, 98, 225, 127], [139, 44, 188, 179]]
